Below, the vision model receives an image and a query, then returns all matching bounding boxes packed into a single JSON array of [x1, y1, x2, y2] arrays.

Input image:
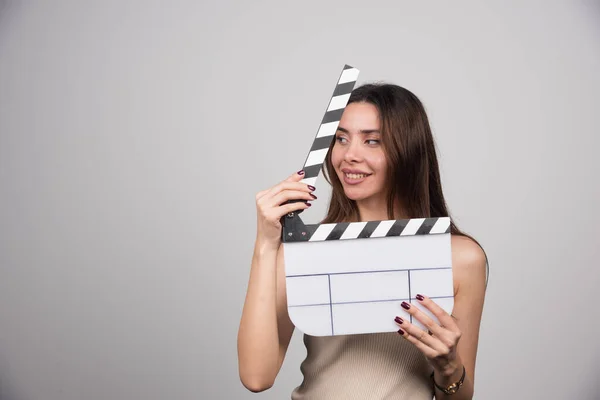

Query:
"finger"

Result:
[[396, 327, 437, 359], [269, 190, 317, 208], [415, 294, 458, 331], [394, 314, 445, 353], [277, 200, 311, 217], [263, 180, 316, 202], [400, 301, 445, 338], [255, 188, 270, 201], [256, 170, 307, 201], [285, 169, 307, 182]]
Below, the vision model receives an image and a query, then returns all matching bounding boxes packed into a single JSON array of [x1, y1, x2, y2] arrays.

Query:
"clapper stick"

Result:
[[282, 64, 454, 336], [280, 65, 359, 220]]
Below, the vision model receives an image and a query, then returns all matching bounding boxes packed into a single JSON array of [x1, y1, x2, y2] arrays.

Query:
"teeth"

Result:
[[346, 173, 368, 179]]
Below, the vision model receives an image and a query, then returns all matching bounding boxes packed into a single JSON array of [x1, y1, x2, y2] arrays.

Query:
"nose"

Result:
[[343, 138, 363, 163]]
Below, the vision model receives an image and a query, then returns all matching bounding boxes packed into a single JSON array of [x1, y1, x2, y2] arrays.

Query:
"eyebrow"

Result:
[[336, 126, 380, 134]]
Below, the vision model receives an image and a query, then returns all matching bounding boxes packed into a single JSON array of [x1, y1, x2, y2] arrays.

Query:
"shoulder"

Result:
[[450, 234, 487, 270], [450, 234, 487, 294]]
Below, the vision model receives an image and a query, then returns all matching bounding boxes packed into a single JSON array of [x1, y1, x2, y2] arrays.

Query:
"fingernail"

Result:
[[397, 328, 405, 335], [297, 170, 305, 175], [308, 185, 316, 191], [394, 316, 403, 324], [305, 202, 312, 207], [310, 193, 317, 199], [401, 301, 411, 310], [416, 294, 424, 301]]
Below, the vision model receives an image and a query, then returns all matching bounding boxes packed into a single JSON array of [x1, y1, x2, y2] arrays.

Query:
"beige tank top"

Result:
[[291, 332, 434, 399]]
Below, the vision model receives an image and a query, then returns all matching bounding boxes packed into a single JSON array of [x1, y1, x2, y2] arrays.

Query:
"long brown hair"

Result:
[[321, 83, 488, 281]]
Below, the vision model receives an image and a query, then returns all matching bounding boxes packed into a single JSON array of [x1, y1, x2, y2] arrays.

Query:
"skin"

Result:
[[331, 102, 391, 220], [237, 102, 487, 399]]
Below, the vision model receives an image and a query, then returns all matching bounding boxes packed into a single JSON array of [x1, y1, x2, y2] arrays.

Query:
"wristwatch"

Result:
[[431, 366, 465, 395]]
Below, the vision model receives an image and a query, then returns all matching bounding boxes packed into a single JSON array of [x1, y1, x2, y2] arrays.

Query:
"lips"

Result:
[[341, 168, 371, 176], [345, 172, 369, 179], [340, 168, 371, 185]]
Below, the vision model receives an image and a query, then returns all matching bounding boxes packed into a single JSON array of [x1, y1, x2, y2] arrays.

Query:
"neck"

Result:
[[355, 196, 408, 222]]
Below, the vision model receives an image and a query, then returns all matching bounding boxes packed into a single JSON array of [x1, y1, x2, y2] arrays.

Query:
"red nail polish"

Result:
[[297, 170, 305, 175], [401, 301, 411, 310], [308, 185, 316, 191], [394, 316, 403, 324], [397, 328, 405, 335], [310, 193, 317, 199], [416, 294, 424, 301]]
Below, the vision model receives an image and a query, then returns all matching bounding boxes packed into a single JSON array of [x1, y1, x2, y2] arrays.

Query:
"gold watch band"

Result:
[[431, 366, 466, 395]]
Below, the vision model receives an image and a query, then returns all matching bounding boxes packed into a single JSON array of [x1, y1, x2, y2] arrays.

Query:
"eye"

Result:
[[335, 135, 348, 144], [366, 139, 380, 145]]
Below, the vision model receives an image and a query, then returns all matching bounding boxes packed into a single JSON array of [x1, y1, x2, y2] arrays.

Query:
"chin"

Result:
[[342, 187, 372, 202]]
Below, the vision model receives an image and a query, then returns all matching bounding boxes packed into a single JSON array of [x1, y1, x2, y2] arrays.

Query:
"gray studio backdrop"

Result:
[[1, 1, 599, 399]]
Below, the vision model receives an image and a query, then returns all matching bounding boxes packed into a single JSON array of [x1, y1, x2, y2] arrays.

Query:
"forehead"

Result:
[[339, 102, 380, 129]]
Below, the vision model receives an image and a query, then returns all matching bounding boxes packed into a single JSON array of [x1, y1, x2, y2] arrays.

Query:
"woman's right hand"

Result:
[[255, 170, 316, 249]]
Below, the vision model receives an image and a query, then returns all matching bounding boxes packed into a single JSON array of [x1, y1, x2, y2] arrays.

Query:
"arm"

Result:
[[237, 241, 295, 392], [394, 235, 487, 400], [237, 171, 314, 392], [431, 235, 487, 399]]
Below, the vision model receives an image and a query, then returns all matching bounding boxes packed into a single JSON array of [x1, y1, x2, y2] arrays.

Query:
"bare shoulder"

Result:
[[451, 234, 487, 270], [450, 234, 487, 294]]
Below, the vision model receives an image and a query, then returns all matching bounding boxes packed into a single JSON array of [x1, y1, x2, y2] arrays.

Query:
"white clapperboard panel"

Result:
[[281, 65, 454, 337]]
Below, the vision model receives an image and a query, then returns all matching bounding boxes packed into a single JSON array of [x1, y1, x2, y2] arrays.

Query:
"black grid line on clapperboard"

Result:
[[287, 266, 452, 335], [407, 270, 412, 323]]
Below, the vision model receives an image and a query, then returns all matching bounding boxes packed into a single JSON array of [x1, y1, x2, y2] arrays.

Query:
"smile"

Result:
[[342, 171, 372, 185], [345, 173, 370, 179]]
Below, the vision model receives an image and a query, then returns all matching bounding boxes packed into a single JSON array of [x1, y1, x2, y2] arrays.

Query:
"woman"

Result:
[[237, 83, 488, 399]]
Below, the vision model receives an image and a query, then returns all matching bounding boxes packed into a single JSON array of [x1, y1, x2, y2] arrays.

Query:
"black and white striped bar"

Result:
[[300, 64, 360, 188], [286, 217, 450, 242]]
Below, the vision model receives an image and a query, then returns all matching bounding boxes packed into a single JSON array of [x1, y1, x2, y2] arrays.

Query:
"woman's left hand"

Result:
[[394, 294, 462, 377]]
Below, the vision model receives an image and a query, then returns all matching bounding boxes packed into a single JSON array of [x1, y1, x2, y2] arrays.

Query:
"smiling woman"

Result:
[[329, 102, 390, 220], [237, 83, 488, 400], [322, 84, 458, 226]]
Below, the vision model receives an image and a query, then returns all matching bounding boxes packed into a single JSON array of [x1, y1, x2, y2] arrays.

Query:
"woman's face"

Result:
[[331, 102, 388, 203]]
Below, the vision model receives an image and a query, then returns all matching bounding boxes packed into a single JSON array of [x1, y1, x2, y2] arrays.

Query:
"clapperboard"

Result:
[[281, 64, 454, 336]]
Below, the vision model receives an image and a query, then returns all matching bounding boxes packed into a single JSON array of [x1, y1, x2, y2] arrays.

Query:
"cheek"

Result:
[[369, 153, 388, 175], [330, 146, 342, 167]]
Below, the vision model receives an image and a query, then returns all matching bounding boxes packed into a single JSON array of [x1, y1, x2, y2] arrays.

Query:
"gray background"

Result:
[[1, 1, 599, 399]]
